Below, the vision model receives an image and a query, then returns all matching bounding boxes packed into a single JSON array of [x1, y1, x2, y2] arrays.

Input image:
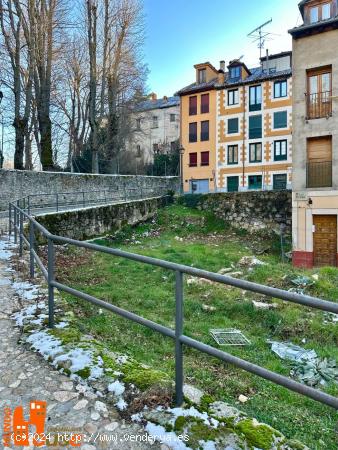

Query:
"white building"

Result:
[[128, 93, 180, 169]]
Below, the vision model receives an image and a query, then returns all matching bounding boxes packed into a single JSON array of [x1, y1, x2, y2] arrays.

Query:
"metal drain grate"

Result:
[[210, 329, 251, 346]]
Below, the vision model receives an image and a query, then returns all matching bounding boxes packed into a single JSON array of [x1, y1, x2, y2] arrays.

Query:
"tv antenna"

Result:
[[248, 19, 273, 60]]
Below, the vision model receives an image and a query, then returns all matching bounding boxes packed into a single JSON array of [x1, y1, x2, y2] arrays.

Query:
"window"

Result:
[[170, 114, 176, 122], [227, 145, 238, 165], [248, 175, 262, 190], [273, 174, 287, 191], [274, 111, 287, 129], [230, 66, 241, 80], [307, 67, 332, 119], [189, 122, 197, 143], [152, 116, 158, 128], [198, 69, 206, 84], [153, 143, 159, 154], [274, 140, 288, 161], [249, 85, 262, 111], [227, 176, 239, 192], [249, 115, 262, 139], [201, 94, 209, 113], [274, 80, 287, 98], [189, 96, 197, 115], [189, 153, 197, 167], [310, 6, 319, 23], [201, 121, 209, 141], [228, 89, 239, 106], [170, 141, 177, 152], [322, 3, 331, 19], [136, 118, 141, 130], [249, 143, 262, 163], [307, 136, 332, 188], [136, 145, 141, 157], [228, 118, 239, 134], [201, 151, 210, 166]]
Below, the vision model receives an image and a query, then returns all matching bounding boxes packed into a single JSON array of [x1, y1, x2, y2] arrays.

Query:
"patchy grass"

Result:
[[57, 204, 338, 449]]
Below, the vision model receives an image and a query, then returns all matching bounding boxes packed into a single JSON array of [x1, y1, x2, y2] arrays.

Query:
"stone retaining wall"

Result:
[[36, 197, 167, 241], [0, 169, 179, 211], [191, 191, 292, 234]]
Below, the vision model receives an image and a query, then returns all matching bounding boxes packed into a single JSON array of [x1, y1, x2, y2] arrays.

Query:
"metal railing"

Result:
[[15, 187, 169, 216], [306, 91, 332, 119], [8, 201, 338, 410], [306, 160, 332, 188]]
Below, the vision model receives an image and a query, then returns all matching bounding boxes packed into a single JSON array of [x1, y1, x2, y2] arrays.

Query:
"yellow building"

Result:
[[177, 63, 218, 193]]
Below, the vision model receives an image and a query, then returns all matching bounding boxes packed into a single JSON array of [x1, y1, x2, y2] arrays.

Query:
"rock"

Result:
[[209, 401, 243, 419], [53, 391, 78, 403], [73, 399, 88, 410], [228, 272, 243, 278], [183, 384, 204, 405], [252, 301, 278, 310], [218, 268, 233, 275], [90, 411, 100, 421], [238, 395, 248, 404], [312, 274, 319, 281], [94, 400, 108, 414], [18, 372, 27, 380], [105, 422, 119, 431], [202, 304, 216, 312], [9, 380, 21, 388], [84, 423, 97, 434], [238, 256, 266, 268], [60, 381, 73, 391]]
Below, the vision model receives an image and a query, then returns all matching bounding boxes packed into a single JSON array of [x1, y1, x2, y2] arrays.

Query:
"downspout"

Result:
[[242, 84, 246, 189]]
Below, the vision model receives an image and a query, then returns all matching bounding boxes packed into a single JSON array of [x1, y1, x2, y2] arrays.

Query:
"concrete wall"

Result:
[[0, 169, 179, 211], [192, 191, 292, 234], [292, 28, 338, 191], [36, 197, 167, 241]]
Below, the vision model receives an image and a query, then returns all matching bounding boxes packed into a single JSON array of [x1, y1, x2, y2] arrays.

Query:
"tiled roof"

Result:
[[218, 67, 292, 88], [289, 16, 338, 36], [134, 96, 180, 112], [175, 78, 218, 96]]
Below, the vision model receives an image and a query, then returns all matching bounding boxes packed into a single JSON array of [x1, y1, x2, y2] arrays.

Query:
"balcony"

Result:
[[306, 91, 332, 119], [306, 160, 332, 188]]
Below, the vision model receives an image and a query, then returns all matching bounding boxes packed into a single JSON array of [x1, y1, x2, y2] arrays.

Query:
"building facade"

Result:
[[177, 63, 218, 193], [216, 54, 293, 192], [290, 0, 338, 267], [128, 93, 180, 170]]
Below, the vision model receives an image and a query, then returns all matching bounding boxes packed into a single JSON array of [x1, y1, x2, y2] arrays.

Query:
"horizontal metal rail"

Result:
[[8, 200, 338, 411]]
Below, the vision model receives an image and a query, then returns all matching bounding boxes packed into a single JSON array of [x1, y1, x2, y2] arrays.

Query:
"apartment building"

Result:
[[216, 54, 293, 192], [128, 93, 180, 169], [177, 63, 218, 193], [290, 0, 338, 267]]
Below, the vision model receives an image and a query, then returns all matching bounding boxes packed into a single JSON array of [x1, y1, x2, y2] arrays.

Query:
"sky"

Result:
[[143, 0, 302, 97]]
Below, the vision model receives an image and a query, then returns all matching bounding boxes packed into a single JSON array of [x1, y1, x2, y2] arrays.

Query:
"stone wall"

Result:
[[192, 191, 292, 234], [0, 169, 179, 211], [36, 197, 168, 241]]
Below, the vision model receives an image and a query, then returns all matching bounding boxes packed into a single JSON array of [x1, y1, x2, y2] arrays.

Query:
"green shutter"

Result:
[[228, 118, 239, 134], [249, 115, 262, 139], [274, 111, 287, 129]]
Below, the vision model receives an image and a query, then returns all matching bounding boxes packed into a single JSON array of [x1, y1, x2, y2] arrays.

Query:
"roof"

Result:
[[175, 78, 218, 96], [134, 96, 180, 112], [289, 16, 338, 37], [260, 51, 292, 62], [215, 67, 292, 89]]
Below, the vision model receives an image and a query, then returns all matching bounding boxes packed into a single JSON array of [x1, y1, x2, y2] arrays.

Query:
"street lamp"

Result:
[[178, 145, 185, 195]]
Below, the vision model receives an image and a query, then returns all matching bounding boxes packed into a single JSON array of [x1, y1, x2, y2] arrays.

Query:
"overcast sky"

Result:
[[143, 0, 302, 97]]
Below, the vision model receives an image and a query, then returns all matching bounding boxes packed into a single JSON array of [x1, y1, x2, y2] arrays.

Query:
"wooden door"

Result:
[[313, 215, 337, 267]]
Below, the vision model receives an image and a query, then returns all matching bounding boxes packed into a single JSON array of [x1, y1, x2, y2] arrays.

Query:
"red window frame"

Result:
[[201, 94, 209, 114], [189, 96, 197, 115], [189, 153, 198, 167], [201, 151, 210, 166]]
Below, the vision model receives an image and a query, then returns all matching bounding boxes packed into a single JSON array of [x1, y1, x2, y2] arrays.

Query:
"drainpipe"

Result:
[[242, 85, 246, 190]]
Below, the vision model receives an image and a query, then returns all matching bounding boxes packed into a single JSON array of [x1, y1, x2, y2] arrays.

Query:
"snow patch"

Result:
[[108, 380, 125, 396]]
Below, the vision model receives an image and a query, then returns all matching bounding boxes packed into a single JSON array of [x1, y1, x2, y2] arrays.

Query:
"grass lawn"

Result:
[[56, 204, 338, 449]]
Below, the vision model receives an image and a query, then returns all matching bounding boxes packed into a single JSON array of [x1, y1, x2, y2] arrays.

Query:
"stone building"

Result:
[[127, 93, 180, 172], [290, 0, 338, 267]]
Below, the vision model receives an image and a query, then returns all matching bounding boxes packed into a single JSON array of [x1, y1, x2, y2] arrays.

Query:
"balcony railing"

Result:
[[306, 160, 332, 188], [306, 91, 332, 119]]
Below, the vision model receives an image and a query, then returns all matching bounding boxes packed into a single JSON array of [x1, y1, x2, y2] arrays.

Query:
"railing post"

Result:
[[29, 221, 35, 279], [14, 206, 17, 244], [124, 185, 127, 202], [47, 237, 55, 328], [56, 193, 59, 212], [175, 270, 184, 406], [8, 203, 12, 237], [82, 191, 85, 208], [28, 195, 31, 215], [19, 210, 23, 257]]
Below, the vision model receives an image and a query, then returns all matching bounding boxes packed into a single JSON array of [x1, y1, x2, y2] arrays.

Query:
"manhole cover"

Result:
[[210, 329, 251, 346]]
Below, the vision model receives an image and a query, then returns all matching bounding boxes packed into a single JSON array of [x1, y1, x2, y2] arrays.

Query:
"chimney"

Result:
[[265, 49, 269, 72], [150, 92, 157, 101], [220, 60, 225, 72]]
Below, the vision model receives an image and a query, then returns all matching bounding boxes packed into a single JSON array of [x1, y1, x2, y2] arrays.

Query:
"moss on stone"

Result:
[[122, 359, 171, 390], [75, 367, 91, 379], [174, 416, 187, 432], [49, 327, 81, 345], [235, 419, 281, 450], [199, 394, 216, 412]]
